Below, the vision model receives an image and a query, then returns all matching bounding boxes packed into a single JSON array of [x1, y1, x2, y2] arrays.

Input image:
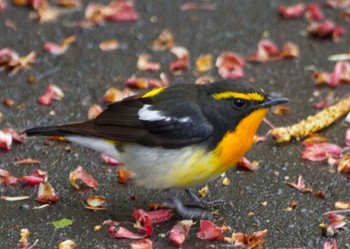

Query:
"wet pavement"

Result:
[[1, 0, 350, 248]]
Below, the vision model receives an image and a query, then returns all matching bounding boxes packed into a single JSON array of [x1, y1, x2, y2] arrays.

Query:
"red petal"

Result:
[[126, 77, 168, 89], [324, 240, 338, 249], [305, 3, 324, 21], [279, 3, 305, 19], [345, 129, 350, 146], [326, 0, 350, 9], [109, 226, 146, 239], [216, 52, 245, 79], [248, 39, 279, 62], [130, 238, 153, 249], [132, 209, 153, 236], [301, 143, 342, 161], [137, 53, 161, 72], [43, 42, 67, 55], [106, 0, 140, 22], [169, 220, 194, 246], [38, 84, 64, 106], [329, 61, 350, 87], [169, 46, 190, 75], [0, 0, 6, 11], [0, 130, 12, 150], [36, 182, 59, 203], [237, 157, 259, 171], [5, 128, 26, 143], [196, 220, 223, 240], [69, 166, 99, 189], [180, 2, 216, 11], [101, 154, 120, 165], [146, 209, 173, 223], [0, 168, 18, 185], [20, 169, 48, 186]]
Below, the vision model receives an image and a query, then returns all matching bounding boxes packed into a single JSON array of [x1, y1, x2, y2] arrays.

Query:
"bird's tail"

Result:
[[24, 125, 80, 137]]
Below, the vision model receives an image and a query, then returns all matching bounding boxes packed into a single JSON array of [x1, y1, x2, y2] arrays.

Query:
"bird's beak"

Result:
[[259, 95, 289, 108]]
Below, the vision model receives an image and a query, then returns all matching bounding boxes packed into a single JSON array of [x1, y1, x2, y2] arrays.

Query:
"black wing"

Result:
[[26, 97, 213, 149]]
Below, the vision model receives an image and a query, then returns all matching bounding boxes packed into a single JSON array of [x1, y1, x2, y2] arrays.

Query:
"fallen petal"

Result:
[[58, 239, 77, 249], [109, 226, 146, 239], [36, 182, 59, 204], [101, 154, 120, 165], [130, 239, 153, 249], [69, 166, 99, 189], [169, 220, 194, 246], [20, 169, 48, 186], [279, 3, 305, 19], [87, 104, 103, 120], [137, 53, 161, 72], [196, 220, 223, 240]]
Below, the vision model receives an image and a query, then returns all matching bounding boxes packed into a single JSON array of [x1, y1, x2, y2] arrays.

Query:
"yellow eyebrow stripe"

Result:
[[141, 87, 166, 98], [212, 91, 264, 101]]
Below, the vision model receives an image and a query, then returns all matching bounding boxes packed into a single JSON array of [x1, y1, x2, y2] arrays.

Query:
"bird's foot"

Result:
[[163, 195, 212, 220], [185, 188, 225, 209]]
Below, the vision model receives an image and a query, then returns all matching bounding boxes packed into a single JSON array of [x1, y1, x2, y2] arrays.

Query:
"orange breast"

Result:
[[212, 108, 268, 171]]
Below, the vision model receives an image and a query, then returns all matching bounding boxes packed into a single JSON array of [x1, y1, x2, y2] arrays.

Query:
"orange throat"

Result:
[[212, 108, 269, 171]]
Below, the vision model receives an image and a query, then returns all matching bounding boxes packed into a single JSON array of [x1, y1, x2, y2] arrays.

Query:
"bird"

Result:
[[24, 80, 289, 219]]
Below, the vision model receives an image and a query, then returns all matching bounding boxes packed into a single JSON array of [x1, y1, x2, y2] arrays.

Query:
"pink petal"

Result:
[[329, 61, 350, 87], [101, 154, 120, 165], [216, 52, 245, 79], [109, 226, 146, 239], [130, 239, 153, 249], [196, 220, 223, 240], [237, 157, 259, 171], [0, 0, 6, 12], [180, 2, 216, 11], [280, 42, 300, 58], [132, 209, 153, 236], [345, 129, 350, 146], [38, 84, 64, 106], [137, 53, 161, 72], [324, 240, 338, 249], [126, 77, 168, 89], [106, 0, 140, 22], [0, 130, 12, 150], [20, 169, 48, 186], [279, 3, 305, 19], [43, 42, 67, 56], [146, 209, 173, 223], [169, 46, 190, 75], [312, 100, 329, 109], [328, 212, 346, 229], [287, 175, 313, 192], [301, 143, 342, 161], [69, 166, 99, 189], [87, 104, 103, 120], [326, 0, 350, 9], [36, 182, 59, 203], [0, 168, 18, 185], [307, 20, 345, 41], [248, 39, 279, 62], [305, 3, 324, 21], [169, 220, 194, 246], [5, 128, 26, 143]]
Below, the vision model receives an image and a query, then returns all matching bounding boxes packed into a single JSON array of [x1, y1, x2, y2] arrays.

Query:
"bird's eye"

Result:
[[232, 99, 247, 109]]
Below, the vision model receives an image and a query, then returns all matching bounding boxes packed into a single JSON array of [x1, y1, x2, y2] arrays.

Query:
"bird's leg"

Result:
[[185, 188, 225, 208], [162, 191, 212, 219]]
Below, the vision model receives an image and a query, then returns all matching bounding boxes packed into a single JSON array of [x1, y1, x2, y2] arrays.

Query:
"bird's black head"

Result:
[[200, 80, 288, 149]]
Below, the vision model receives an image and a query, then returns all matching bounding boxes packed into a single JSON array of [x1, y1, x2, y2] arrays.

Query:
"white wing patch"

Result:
[[138, 104, 192, 123], [138, 104, 166, 121]]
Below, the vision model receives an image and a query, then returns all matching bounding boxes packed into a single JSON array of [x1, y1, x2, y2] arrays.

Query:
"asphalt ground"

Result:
[[1, 0, 350, 248]]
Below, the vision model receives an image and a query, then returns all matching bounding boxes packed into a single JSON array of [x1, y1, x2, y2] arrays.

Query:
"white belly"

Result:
[[66, 136, 224, 189]]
